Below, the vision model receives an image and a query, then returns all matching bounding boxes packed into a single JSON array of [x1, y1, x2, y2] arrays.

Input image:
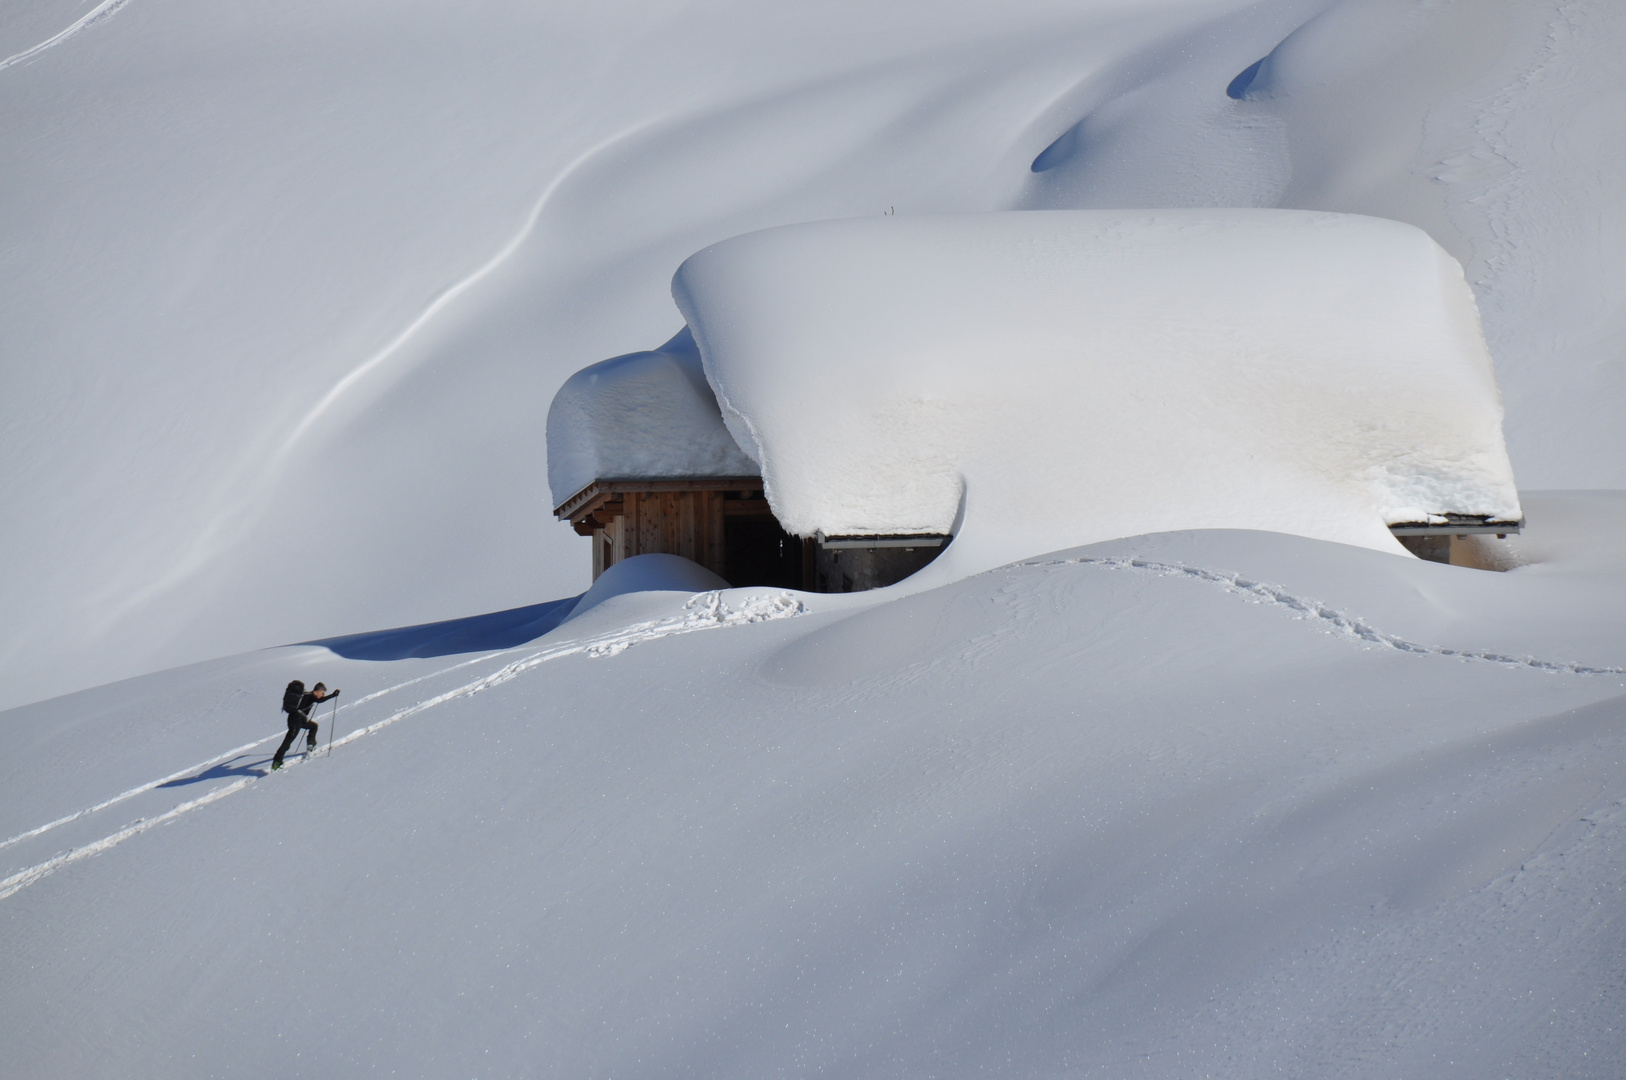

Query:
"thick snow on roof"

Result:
[[545, 329, 757, 508], [675, 209, 1522, 574]]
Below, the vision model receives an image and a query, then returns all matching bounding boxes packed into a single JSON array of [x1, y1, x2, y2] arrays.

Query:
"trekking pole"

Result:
[[326, 697, 339, 756]]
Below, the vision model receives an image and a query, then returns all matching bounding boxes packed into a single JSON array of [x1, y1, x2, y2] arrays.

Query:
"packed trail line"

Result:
[[0, 590, 802, 901], [0, 644, 515, 857]]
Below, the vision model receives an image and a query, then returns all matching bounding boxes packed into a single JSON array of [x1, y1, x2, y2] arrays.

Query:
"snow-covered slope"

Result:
[[676, 208, 1520, 573], [10, 0, 1626, 710], [0, 0, 1325, 710], [3, 493, 1624, 1076], [7, 1, 1626, 1071], [9, 0, 1626, 1070]]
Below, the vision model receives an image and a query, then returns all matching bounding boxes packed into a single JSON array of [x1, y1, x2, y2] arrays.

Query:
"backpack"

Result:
[[282, 680, 305, 715]]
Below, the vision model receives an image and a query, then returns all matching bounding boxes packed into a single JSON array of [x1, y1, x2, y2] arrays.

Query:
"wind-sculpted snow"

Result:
[[0, 0, 133, 73], [0, 0, 1314, 710], [0, 589, 799, 901], [7, 0, 1626, 724], [1020, 553, 1626, 676]]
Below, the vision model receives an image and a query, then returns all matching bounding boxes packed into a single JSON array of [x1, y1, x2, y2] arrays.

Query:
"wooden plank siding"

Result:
[[557, 478, 814, 586], [582, 488, 729, 580]]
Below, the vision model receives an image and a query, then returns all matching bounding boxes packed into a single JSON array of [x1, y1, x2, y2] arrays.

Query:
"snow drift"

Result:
[[5, 495, 1626, 1077], [546, 329, 757, 508], [565, 552, 731, 619], [675, 209, 1522, 575]]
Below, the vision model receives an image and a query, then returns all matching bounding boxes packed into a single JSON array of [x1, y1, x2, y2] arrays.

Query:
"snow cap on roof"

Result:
[[673, 209, 1522, 575], [546, 327, 759, 508]]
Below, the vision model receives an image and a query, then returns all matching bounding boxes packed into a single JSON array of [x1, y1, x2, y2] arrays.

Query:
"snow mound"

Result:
[[546, 328, 758, 508], [674, 209, 1522, 576], [565, 552, 731, 621]]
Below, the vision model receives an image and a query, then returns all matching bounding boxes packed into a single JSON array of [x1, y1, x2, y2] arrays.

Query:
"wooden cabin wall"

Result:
[[574, 483, 944, 590], [592, 491, 727, 580]]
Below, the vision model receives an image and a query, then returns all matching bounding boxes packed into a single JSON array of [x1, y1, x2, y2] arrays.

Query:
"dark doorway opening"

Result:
[[725, 515, 806, 588]]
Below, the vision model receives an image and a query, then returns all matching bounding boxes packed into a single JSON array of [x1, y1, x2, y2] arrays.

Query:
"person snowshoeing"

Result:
[[272, 680, 340, 769]]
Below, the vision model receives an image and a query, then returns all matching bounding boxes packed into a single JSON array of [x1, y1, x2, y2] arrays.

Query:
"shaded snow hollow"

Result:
[[545, 328, 758, 507], [675, 209, 1522, 577]]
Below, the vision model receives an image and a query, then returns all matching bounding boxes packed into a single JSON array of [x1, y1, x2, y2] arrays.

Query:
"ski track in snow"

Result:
[[0, 591, 800, 901], [0, 646, 510, 858], [0, 0, 133, 73], [1022, 554, 1626, 676]]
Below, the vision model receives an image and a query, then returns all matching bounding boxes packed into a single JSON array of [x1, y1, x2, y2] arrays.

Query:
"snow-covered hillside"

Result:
[[4, 495, 1624, 1076], [5, 0, 1625, 708], [6, 0, 1626, 1073]]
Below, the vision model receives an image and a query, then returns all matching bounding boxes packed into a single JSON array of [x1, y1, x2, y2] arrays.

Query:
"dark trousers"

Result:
[[274, 716, 318, 764]]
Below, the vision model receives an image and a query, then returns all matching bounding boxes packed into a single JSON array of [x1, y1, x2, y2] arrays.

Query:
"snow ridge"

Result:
[[0, 590, 800, 901], [1020, 555, 1626, 676], [0, 0, 134, 73], [275, 116, 663, 462]]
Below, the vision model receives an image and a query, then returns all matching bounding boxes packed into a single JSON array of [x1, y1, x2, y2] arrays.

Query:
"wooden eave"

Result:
[[553, 476, 765, 530], [1388, 515, 1523, 537]]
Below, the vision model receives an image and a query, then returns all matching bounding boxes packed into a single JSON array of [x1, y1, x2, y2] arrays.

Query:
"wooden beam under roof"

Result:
[[553, 476, 764, 526]]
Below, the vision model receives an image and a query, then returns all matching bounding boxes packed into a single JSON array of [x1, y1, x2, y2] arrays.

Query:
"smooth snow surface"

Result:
[[677, 209, 1520, 574], [0, 0, 1324, 709], [3, 492, 1623, 1077], [546, 329, 757, 508], [8, 0, 1626, 709], [8, 0, 1626, 1070]]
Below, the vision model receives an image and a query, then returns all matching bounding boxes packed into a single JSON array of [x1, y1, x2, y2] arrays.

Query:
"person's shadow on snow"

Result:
[[159, 755, 274, 786]]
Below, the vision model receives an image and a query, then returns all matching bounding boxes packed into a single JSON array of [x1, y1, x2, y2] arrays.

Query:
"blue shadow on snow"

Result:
[[1227, 57, 1267, 100], [300, 595, 580, 662], [160, 754, 272, 786]]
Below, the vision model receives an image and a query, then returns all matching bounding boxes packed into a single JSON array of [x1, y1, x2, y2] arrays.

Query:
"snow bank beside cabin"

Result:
[[546, 329, 758, 508], [674, 209, 1522, 576], [565, 553, 731, 621]]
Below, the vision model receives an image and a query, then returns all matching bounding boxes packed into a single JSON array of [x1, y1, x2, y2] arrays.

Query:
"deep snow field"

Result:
[[6, 0, 1626, 1075], [4, 495, 1625, 1077], [5, 0, 1626, 709]]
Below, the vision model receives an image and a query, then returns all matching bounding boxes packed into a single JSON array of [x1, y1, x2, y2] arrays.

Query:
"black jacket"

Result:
[[289, 689, 339, 721]]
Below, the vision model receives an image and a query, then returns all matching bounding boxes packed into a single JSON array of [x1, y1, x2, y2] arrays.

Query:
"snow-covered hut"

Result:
[[546, 330, 809, 587], [673, 209, 1525, 579]]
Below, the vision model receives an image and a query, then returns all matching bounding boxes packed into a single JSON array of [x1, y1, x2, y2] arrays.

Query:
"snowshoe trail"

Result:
[[0, 591, 800, 901]]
